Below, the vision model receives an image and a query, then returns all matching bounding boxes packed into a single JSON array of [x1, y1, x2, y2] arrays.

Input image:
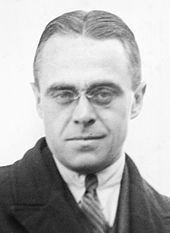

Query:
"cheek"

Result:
[[98, 102, 131, 131], [42, 101, 73, 136]]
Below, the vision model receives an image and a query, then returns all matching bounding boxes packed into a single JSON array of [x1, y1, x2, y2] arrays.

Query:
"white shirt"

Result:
[[53, 154, 125, 226]]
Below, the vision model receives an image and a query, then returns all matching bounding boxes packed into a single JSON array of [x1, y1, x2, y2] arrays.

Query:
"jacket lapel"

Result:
[[11, 190, 84, 233], [115, 155, 166, 233], [10, 138, 87, 233]]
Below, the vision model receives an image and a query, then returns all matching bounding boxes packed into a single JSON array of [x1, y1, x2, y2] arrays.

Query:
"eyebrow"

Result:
[[45, 84, 77, 96], [45, 81, 123, 96], [87, 82, 123, 94]]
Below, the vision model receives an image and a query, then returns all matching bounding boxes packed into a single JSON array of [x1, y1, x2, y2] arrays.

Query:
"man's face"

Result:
[[33, 36, 144, 174]]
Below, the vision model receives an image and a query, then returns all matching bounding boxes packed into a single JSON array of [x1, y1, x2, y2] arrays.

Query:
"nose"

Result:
[[72, 95, 96, 127]]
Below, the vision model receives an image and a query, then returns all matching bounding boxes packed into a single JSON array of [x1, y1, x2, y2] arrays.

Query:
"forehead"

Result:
[[38, 36, 131, 90]]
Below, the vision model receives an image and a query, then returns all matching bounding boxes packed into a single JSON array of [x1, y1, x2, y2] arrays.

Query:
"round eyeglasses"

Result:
[[50, 86, 119, 106]]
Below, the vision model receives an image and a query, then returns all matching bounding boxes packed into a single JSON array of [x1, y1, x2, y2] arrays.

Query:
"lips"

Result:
[[66, 135, 106, 141]]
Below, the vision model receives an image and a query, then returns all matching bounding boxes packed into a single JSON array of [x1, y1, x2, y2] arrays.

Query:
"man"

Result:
[[0, 10, 170, 233]]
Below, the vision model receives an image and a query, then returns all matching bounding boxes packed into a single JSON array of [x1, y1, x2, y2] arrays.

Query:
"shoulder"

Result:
[[143, 178, 170, 212], [0, 165, 13, 204], [0, 138, 48, 205], [127, 155, 170, 209], [143, 180, 170, 230], [126, 154, 170, 230]]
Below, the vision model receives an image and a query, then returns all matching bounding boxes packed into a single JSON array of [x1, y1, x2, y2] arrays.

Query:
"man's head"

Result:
[[32, 10, 146, 174]]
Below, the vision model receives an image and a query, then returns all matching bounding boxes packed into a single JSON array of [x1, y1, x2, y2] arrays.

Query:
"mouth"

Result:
[[66, 135, 106, 141]]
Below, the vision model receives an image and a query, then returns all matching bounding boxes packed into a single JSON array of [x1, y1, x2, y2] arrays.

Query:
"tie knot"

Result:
[[85, 174, 98, 194]]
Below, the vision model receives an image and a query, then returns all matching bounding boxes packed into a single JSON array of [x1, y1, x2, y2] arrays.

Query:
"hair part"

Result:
[[33, 10, 141, 90]]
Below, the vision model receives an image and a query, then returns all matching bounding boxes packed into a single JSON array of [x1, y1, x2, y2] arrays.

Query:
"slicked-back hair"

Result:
[[33, 10, 141, 90]]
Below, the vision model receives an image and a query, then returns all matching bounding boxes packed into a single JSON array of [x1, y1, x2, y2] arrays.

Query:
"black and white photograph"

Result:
[[0, 0, 170, 232]]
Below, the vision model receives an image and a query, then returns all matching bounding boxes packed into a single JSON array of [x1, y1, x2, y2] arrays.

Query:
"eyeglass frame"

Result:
[[44, 82, 124, 106]]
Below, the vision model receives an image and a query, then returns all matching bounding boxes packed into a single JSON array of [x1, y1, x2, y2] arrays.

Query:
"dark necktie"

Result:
[[80, 174, 110, 233]]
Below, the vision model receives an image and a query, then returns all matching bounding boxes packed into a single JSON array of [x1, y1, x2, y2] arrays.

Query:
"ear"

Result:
[[130, 82, 146, 119], [31, 83, 43, 118]]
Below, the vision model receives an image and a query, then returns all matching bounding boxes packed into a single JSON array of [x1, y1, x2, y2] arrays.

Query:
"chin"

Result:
[[69, 161, 107, 174]]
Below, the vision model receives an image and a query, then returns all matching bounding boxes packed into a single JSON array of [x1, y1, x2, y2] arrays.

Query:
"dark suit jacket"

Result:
[[0, 137, 170, 233]]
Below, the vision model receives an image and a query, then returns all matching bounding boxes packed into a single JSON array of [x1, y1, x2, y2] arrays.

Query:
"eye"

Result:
[[53, 90, 76, 104], [90, 87, 116, 105]]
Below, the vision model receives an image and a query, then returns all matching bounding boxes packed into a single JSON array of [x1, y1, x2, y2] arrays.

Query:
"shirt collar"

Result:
[[53, 153, 125, 190]]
